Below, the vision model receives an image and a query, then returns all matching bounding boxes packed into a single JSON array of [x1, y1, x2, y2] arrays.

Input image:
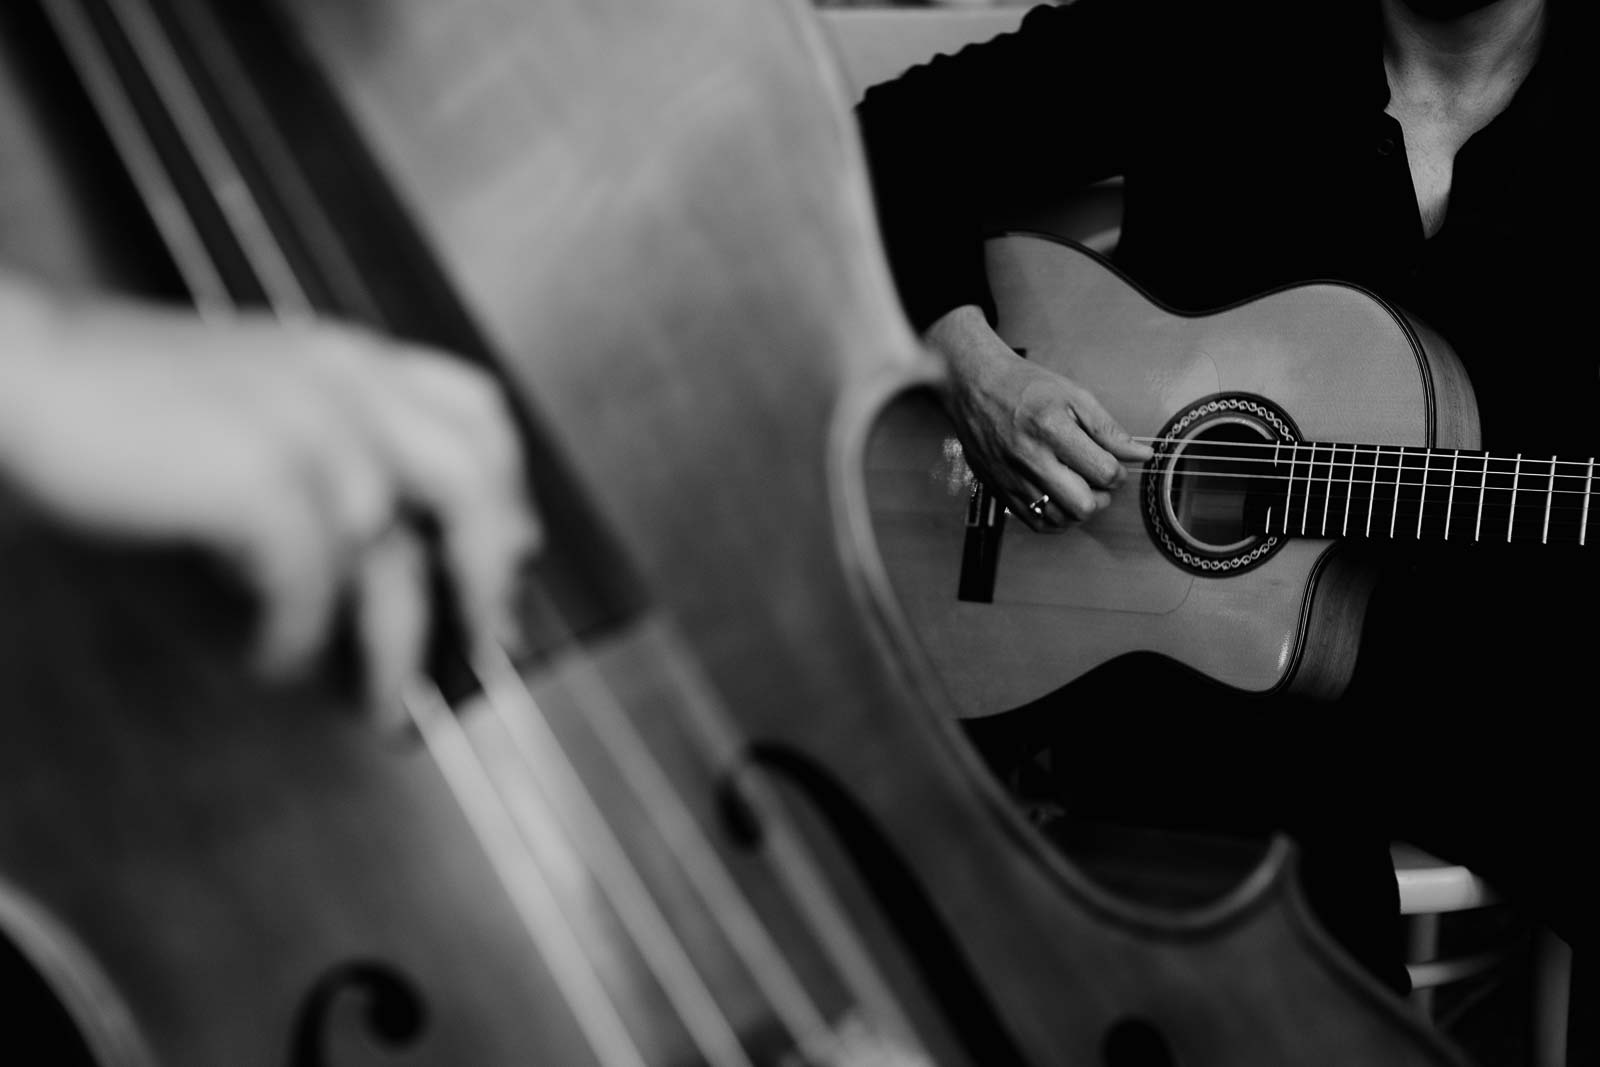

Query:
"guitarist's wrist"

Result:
[[924, 303, 1014, 403]]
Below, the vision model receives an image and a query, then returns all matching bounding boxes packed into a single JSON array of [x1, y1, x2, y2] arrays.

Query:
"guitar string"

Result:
[[1102, 462, 1600, 501], [1078, 440, 1598, 495], [961, 435, 1599, 493], [979, 453, 1600, 510], [1000, 497, 1592, 532], [1122, 447, 1595, 479], [1121, 435, 1600, 474], [1104, 461, 1599, 494], [1024, 469, 1598, 526], [987, 447, 1595, 531]]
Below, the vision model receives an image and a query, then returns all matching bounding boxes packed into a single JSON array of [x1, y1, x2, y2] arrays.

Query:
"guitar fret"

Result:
[[1445, 449, 1459, 541], [1389, 445, 1404, 538], [1584, 458, 1595, 547], [1265, 440, 1279, 534], [1301, 443, 1315, 536], [1340, 444, 1354, 536], [1283, 442, 1296, 535], [1542, 454, 1557, 545], [1312, 444, 1324, 534], [1366, 445, 1380, 538], [1475, 450, 1489, 542], [1416, 449, 1431, 540], [1309, 444, 1325, 536], [1507, 452, 1522, 543]]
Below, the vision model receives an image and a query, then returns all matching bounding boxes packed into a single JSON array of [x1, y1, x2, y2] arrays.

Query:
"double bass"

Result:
[[0, 0, 1470, 1063]]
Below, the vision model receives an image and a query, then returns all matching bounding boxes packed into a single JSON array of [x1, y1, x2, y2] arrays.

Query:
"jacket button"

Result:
[[1377, 136, 1398, 157]]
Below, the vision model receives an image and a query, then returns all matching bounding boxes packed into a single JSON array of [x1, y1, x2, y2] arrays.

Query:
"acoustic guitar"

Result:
[[868, 232, 1591, 719]]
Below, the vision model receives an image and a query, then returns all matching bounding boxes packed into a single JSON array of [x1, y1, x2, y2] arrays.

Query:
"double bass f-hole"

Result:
[[290, 963, 426, 1067]]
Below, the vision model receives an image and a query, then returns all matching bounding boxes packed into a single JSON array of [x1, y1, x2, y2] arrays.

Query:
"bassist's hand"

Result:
[[0, 274, 540, 717], [925, 304, 1151, 530]]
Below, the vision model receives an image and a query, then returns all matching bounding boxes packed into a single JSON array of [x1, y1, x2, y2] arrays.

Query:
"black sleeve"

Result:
[[852, 0, 1156, 333]]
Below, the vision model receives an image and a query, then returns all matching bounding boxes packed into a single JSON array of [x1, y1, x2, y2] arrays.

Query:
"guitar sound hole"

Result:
[[1166, 419, 1275, 552]]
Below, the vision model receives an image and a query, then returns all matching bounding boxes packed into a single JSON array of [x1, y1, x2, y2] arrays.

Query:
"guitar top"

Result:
[[868, 232, 1495, 716]]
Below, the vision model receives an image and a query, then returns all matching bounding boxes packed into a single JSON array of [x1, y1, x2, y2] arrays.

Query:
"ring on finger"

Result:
[[1027, 493, 1050, 518]]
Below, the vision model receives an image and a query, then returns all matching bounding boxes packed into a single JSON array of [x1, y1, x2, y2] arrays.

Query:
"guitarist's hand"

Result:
[[926, 304, 1151, 531], [0, 274, 539, 717]]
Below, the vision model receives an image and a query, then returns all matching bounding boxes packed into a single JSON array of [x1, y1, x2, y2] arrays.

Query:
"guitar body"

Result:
[[868, 233, 1480, 718]]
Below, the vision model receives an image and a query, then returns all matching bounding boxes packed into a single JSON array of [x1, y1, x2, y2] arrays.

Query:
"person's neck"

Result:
[[1381, 0, 1546, 91]]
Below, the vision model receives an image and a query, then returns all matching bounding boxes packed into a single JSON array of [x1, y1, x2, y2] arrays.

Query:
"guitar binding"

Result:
[[1143, 392, 1303, 576]]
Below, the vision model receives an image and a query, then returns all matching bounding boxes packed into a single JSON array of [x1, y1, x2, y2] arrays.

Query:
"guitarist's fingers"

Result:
[[1037, 405, 1130, 496], [1051, 386, 1153, 484], [1014, 447, 1109, 527], [1036, 466, 1111, 523], [1069, 385, 1151, 463], [1001, 481, 1065, 533], [971, 457, 1058, 533]]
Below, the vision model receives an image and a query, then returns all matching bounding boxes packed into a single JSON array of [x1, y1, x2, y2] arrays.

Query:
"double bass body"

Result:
[[0, 0, 1467, 1064]]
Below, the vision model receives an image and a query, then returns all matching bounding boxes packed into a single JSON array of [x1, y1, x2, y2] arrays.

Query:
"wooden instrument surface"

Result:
[[868, 233, 1482, 717], [1, 4, 1470, 1066]]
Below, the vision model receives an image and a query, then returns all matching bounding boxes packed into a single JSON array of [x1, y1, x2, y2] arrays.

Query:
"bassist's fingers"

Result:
[[353, 523, 431, 729]]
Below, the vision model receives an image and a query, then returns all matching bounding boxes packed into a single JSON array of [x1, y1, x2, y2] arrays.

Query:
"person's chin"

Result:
[[1397, 0, 1512, 20]]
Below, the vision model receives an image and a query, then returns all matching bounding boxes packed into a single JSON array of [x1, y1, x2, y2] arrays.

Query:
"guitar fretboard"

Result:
[[1241, 443, 1597, 545]]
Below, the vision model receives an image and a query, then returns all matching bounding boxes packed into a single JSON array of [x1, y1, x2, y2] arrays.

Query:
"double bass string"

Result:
[[484, 588, 928, 1065], [401, 679, 655, 1067], [55, 1, 827, 1055], [406, 520, 932, 1066], [468, 635, 786, 1067], [46, 2, 650, 1061]]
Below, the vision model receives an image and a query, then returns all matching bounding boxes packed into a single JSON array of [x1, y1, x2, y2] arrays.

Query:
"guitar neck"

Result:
[[1248, 443, 1598, 545]]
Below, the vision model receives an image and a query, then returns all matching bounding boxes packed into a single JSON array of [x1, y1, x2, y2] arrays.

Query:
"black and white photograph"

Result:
[[0, 1, 1586, 1064]]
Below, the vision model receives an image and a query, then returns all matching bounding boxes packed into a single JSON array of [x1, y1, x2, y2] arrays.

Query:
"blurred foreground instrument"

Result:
[[1, 2, 1469, 1065]]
